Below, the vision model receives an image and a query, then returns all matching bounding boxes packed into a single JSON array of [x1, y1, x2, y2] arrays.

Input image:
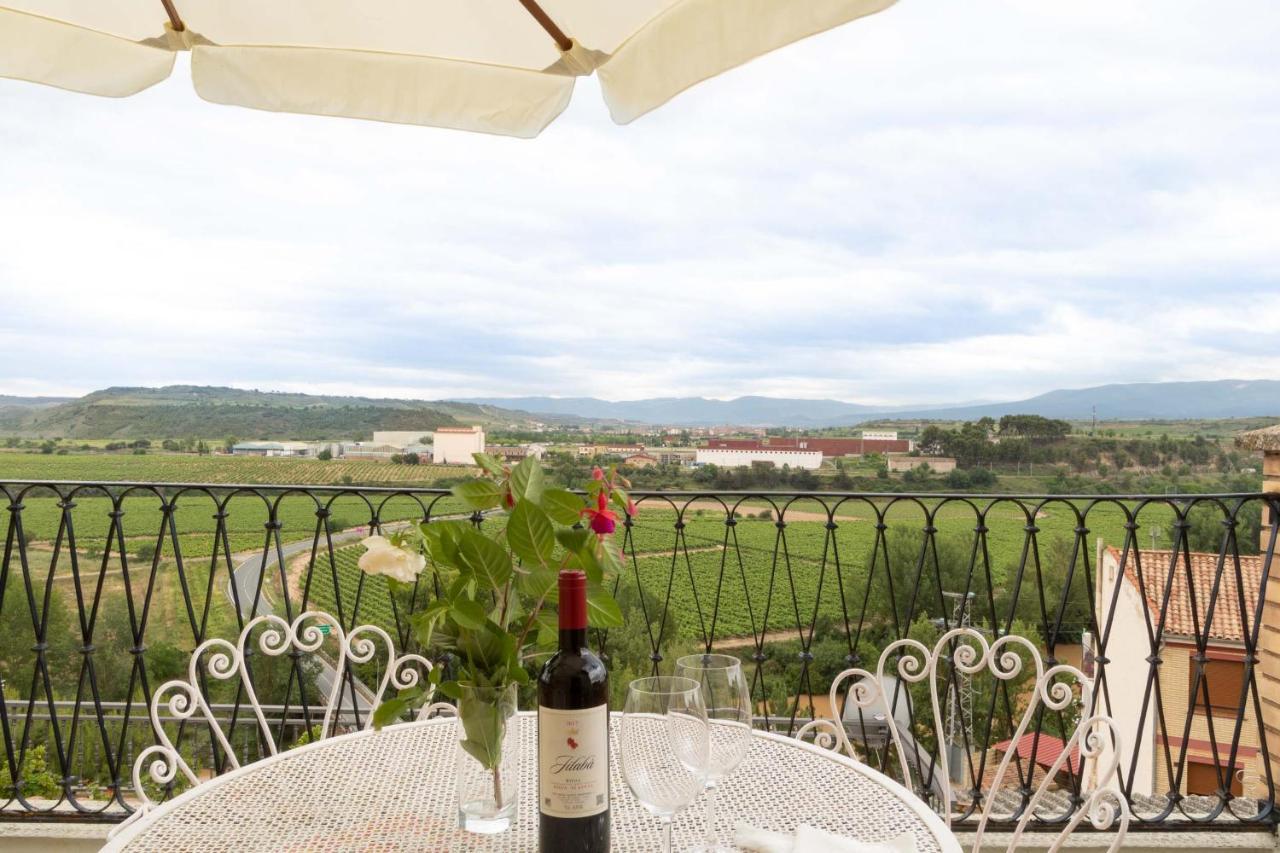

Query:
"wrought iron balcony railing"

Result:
[[1, 480, 1276, 833]]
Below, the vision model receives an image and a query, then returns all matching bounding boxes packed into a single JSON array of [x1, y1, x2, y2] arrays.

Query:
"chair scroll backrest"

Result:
[[797, 628, 1129, 853], [114, 610, 433, 832]]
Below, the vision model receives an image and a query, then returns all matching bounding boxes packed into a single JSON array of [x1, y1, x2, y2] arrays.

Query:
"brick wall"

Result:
[[1259, 451, 1280, 797]]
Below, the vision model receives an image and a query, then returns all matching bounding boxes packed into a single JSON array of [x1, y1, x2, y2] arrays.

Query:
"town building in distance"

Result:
[[433, 425, 486, 464], [886, 455, 956, 474], [485, 443, 546, 462], [694, 431, 914, 469]]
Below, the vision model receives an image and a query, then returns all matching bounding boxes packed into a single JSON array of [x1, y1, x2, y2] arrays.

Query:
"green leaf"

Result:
[[509, 457, 545, 502], [517, 564, 559, 602], [566, 544, 603, 584], [460, 737, 497, 769], [610, 486, 631, 515], [372, 697, 409, 730], [535, 610, 559, 649], [458, 688, 507, 770], [507, 500, 554, 568], [541, 489, 584, 525], [452, 479, 505, 510], [458, 621, 510, 671], [409, 601, 450, 646], [451, 598, 487, 630], [457, 530, 513, 588], [586, 583, 624, 628], [599, 538, 624, 578], [421, 520, 467, 568], [555, 528, 592, 554], [472, 452, 506, 477], [437, 680, 462, 700]]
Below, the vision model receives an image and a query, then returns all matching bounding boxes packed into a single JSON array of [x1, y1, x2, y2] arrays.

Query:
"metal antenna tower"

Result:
[[941, 591, 976, 783]]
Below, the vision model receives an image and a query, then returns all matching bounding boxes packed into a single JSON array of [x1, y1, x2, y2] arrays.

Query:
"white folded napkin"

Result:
[[734, 821, 918, 853]]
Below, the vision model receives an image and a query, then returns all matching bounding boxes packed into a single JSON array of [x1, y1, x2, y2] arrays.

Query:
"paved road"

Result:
[[224, 524, 400, 718], [223, 516, 473, 720]]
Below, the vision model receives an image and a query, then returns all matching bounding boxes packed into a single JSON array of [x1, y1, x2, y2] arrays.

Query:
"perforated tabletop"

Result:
[[104, 712, 957, 852]]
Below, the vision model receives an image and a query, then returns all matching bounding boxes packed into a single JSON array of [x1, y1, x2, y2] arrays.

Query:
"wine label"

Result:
[[538, 703, 609, 819]]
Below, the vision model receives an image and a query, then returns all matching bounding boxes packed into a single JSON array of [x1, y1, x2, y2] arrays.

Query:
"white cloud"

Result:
[[0, 1, 1277, 405]]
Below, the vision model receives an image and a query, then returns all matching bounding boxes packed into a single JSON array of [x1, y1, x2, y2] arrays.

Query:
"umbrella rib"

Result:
[[159, 0, 185, 32], [514, 0, 572, 52]]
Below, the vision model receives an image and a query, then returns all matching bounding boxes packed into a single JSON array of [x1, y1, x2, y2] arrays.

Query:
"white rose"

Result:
[[358, 535, 426, 584]]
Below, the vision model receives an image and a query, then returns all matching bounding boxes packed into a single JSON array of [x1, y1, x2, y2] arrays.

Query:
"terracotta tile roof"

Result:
[[992, 732, 1080, 776], [1109, 548, 1266, 644]]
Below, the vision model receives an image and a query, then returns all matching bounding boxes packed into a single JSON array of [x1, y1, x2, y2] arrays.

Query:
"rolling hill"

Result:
[[0, 386, 548, 440]]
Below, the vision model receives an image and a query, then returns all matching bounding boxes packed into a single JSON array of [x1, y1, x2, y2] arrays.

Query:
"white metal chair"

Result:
[[797, 627, 1130, 853], [111, 610, 450, 836]]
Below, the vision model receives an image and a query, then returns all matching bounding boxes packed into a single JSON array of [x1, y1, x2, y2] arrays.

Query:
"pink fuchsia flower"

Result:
[[581, 490, 617, 536], [626, 499, 638, 517], [592, 466, 605, 481]]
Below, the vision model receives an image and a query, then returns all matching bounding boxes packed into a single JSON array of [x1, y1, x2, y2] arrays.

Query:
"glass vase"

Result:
[[455, 681, 519, 833]]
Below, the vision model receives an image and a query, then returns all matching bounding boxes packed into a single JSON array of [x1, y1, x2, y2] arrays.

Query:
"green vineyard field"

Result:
[[0, 451, 472, 487]]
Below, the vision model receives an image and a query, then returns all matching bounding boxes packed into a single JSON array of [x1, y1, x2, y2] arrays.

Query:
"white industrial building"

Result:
[[230, 441, 315, 457], [372, 430, 434, 449], [433, 425, 486, 465], [694, 447, 823, 470]]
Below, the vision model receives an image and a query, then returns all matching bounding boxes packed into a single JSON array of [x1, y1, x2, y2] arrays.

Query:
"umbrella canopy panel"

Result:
[[0, 0, 897, 136]]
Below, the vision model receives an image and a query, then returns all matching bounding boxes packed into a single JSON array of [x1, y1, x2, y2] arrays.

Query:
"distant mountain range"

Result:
[[0, 385, 557, 440], [462, 380, 1280, 426], [456, 395, 885, 426], [1, 380, 1276, 439]]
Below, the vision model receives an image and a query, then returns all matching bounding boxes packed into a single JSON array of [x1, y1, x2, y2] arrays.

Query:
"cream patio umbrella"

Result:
[[0, 0, 896, 138]]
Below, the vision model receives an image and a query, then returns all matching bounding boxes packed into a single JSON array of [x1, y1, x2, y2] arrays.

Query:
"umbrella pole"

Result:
[[515, 0, 572, 52], [159, 0, 185, 32]]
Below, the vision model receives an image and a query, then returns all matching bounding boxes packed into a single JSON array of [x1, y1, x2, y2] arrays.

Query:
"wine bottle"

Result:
[[538, 570, 610, 851]]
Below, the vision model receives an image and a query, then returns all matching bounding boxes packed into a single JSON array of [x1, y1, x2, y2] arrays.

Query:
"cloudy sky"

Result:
[[1, 1, 1277, 406]]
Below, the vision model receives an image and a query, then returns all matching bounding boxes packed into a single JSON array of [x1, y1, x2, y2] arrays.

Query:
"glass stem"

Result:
[[661, 815, 674, 853], [704, 780, 718, 845]]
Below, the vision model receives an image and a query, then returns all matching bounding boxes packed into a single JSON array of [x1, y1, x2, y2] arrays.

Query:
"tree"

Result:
[[161, 439, 180, 451], [223, 436, 239, 453], [39, 440, 55, 454], [918, 426, 947, 456], [1186, 502, 1262, 556], [317, 448, 333, 461], [997, 415, 1070, 442]]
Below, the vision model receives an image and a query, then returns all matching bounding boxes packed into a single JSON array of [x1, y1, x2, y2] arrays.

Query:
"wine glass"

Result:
[[620, 676, 710, 853], [675, 653, 753, 853]]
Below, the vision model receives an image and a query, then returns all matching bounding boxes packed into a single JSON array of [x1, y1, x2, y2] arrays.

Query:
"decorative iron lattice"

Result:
[[0, 481, 1276, 834]]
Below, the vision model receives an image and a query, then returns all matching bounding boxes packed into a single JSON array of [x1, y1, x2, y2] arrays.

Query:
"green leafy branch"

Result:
[[367, 455, 629, 768]]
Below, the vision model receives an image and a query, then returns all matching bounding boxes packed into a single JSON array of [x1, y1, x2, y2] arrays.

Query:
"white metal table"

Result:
[[104, 712, 959, 852]]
